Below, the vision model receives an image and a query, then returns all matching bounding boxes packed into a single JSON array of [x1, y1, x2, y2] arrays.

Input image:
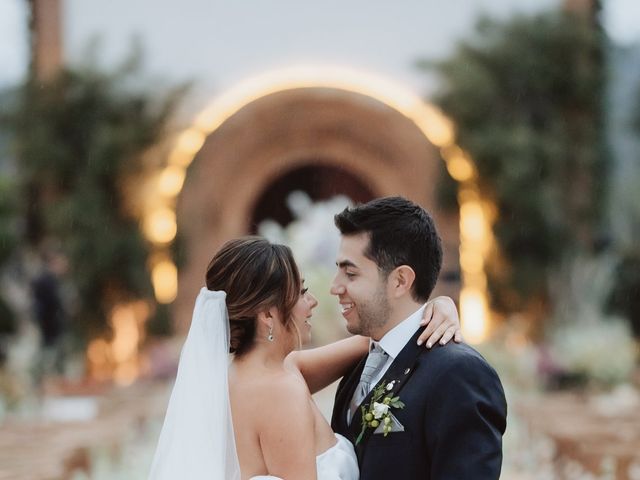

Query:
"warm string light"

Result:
[[86, 301, 150, 385], [139, 65, 495, 341], [151, 256, 178, 304]]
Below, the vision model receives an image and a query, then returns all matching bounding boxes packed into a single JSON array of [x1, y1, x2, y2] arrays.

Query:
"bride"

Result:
[[149, 237, 461, 480]]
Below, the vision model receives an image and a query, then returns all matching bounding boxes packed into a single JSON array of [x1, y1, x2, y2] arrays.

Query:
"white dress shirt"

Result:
[[366, 303, 426, 394]]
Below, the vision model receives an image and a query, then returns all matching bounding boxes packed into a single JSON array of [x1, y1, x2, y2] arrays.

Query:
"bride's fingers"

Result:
[[417, 310, 439, 345], [420, 302, 434, 326], [454, 328, 464, 343], [438, 327, 456, 346], [424, 323, 450, 349]]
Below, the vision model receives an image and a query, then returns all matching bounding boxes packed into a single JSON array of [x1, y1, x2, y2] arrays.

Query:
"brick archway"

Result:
[[175, 87, 460, 330]]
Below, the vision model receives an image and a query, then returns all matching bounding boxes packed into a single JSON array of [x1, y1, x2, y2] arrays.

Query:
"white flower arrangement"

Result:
[[549, 317, 637, 386]]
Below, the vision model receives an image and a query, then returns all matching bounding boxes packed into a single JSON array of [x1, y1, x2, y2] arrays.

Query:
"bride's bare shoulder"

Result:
[[253, 370, 313, 418], [232, 367, 310, 402], [263, 369, 310, 400]]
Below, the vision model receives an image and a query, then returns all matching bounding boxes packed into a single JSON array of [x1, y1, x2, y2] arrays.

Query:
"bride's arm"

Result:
[[287, 295, 462, 394], [286, 335, 370, 394]]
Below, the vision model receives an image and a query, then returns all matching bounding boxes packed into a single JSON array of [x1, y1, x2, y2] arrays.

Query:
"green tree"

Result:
[[4, 56, 184, 341], [423, 9, 609, 323], [0, 178, 18, 336], [608, 85, 640, 339]]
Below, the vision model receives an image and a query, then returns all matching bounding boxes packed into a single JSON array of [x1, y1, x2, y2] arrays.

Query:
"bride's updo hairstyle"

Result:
[[205, 236, 301, 355]]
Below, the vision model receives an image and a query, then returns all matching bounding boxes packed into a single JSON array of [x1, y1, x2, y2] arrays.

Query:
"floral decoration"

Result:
[[356, 380, 404, 445]]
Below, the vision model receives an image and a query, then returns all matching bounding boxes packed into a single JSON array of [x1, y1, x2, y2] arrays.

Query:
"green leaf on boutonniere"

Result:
[[355, 380, 405, 445]]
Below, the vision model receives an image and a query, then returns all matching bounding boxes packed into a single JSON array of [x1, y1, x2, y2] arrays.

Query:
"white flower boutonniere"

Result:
[[356, 380, 405, 445], [372, 401, 389, 419]]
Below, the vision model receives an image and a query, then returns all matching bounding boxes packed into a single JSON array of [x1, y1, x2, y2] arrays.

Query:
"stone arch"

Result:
[[175, 87, 460, 330]]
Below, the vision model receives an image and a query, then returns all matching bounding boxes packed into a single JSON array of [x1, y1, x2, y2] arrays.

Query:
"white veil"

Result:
[[149, 288, 241, 480]]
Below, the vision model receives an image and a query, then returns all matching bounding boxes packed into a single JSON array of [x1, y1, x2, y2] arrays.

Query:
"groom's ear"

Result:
[[389, 265, 416, 298]]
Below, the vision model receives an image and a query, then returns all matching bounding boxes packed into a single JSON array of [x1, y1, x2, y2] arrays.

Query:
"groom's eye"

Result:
[[345, 272, 356, 278]]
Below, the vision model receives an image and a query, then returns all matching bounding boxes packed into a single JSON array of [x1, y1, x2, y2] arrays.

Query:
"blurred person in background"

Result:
[[31, 246, 69, 381]]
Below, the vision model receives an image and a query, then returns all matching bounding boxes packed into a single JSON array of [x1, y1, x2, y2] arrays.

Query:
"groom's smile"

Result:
[[340, 303, 354, 315]]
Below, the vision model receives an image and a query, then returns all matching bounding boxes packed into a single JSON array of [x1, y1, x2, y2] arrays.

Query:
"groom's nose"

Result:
[[330, 278, 345, 296]]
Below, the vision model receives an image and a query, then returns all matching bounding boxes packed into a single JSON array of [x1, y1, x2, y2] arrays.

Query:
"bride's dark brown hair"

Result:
[[205, 236, 301, 356]]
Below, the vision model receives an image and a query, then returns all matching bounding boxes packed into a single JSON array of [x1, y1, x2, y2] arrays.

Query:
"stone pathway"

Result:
[[0, 382, 169, 480], [1, 381, 639, 479], [512, 388, 640, 480]]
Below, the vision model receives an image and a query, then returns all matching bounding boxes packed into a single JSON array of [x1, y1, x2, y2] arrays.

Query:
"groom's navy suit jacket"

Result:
[[331, 328, 507, 480]]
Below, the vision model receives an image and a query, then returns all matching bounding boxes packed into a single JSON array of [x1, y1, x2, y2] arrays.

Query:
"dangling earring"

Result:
[[267, 325, 274, 342]]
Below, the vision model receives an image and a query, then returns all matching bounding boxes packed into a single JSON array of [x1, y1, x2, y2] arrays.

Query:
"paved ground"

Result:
[[1, 381, 639, 479]]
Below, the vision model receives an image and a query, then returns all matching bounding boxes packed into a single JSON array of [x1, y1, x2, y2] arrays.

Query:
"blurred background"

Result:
[[0, 0, 639, 478]]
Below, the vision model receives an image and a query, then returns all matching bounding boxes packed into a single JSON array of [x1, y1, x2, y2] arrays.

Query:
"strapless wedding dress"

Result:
[[250, 433, 359, 480]]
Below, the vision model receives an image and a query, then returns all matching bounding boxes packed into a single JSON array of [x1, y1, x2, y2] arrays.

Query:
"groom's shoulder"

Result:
[[418, 341, 498, 378]]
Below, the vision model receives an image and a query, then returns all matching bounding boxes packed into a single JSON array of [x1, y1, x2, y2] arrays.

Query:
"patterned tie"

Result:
[[348, 343, 388, 424]]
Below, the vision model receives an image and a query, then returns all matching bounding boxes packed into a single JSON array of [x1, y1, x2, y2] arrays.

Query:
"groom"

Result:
[[330, 196, 507, 479]]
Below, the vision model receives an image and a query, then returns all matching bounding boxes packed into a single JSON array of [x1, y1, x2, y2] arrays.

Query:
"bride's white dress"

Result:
[[250, 433, 359, 480]]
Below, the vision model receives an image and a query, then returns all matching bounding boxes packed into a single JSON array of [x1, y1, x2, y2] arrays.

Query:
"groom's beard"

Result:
[[348, 283, 390, 337]]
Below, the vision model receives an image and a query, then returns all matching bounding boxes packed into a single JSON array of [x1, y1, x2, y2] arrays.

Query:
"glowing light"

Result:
[[412, 105, 455, 148], [458, 186, 481, 204], [152, 259, 178, 304], [144, 208, 177, 244], [111, 305, 140, 363], [158, 165, 186, 197], [460, 202, 486, 243], [460, 288, 489, 343], [443, 145, 475, 182], [176, 128, 206, 156], [87, 339, 111, 381], [460, 248, 484, 274], [457, 186, 494, 343], [168, 149, 194, 167], [86, 301, 149, 385], [189, 64, 456, 158], [463, 272, 488, 291], [483, 200, 499, 223]]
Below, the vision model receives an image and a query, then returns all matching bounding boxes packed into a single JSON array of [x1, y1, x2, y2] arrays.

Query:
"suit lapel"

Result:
[[333, 354, 367, 438], [349, 327, 425, 447]]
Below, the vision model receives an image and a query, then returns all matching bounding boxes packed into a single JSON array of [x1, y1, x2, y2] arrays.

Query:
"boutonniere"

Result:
[[355, 380, 405, 445]]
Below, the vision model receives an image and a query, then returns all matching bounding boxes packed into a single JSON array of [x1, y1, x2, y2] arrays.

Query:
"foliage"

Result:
[[2, 56, 184, 340], [607, 87, 640, 339], [145, 303, 174, 337], [423, 10, 609, 317], [609, 253, 640, 338], [0, 178, 18, 336], [0, 179, 18, 267]]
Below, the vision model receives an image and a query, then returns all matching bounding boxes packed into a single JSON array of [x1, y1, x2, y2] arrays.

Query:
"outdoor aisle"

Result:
[[0, 381, 170, 480], [2, 379, 639, 479]]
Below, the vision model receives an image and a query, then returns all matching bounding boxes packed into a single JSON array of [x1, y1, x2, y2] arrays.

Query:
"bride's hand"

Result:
[[417, 296, 463, 348]]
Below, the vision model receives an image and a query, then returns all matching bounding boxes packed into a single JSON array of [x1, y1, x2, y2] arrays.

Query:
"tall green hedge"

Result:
[[4, 58, 184, 340], [425, 9, 609, 319]]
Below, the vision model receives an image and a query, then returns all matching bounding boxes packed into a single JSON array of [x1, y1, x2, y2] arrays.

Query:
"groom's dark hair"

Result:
[[334, 196, 442, 302]]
